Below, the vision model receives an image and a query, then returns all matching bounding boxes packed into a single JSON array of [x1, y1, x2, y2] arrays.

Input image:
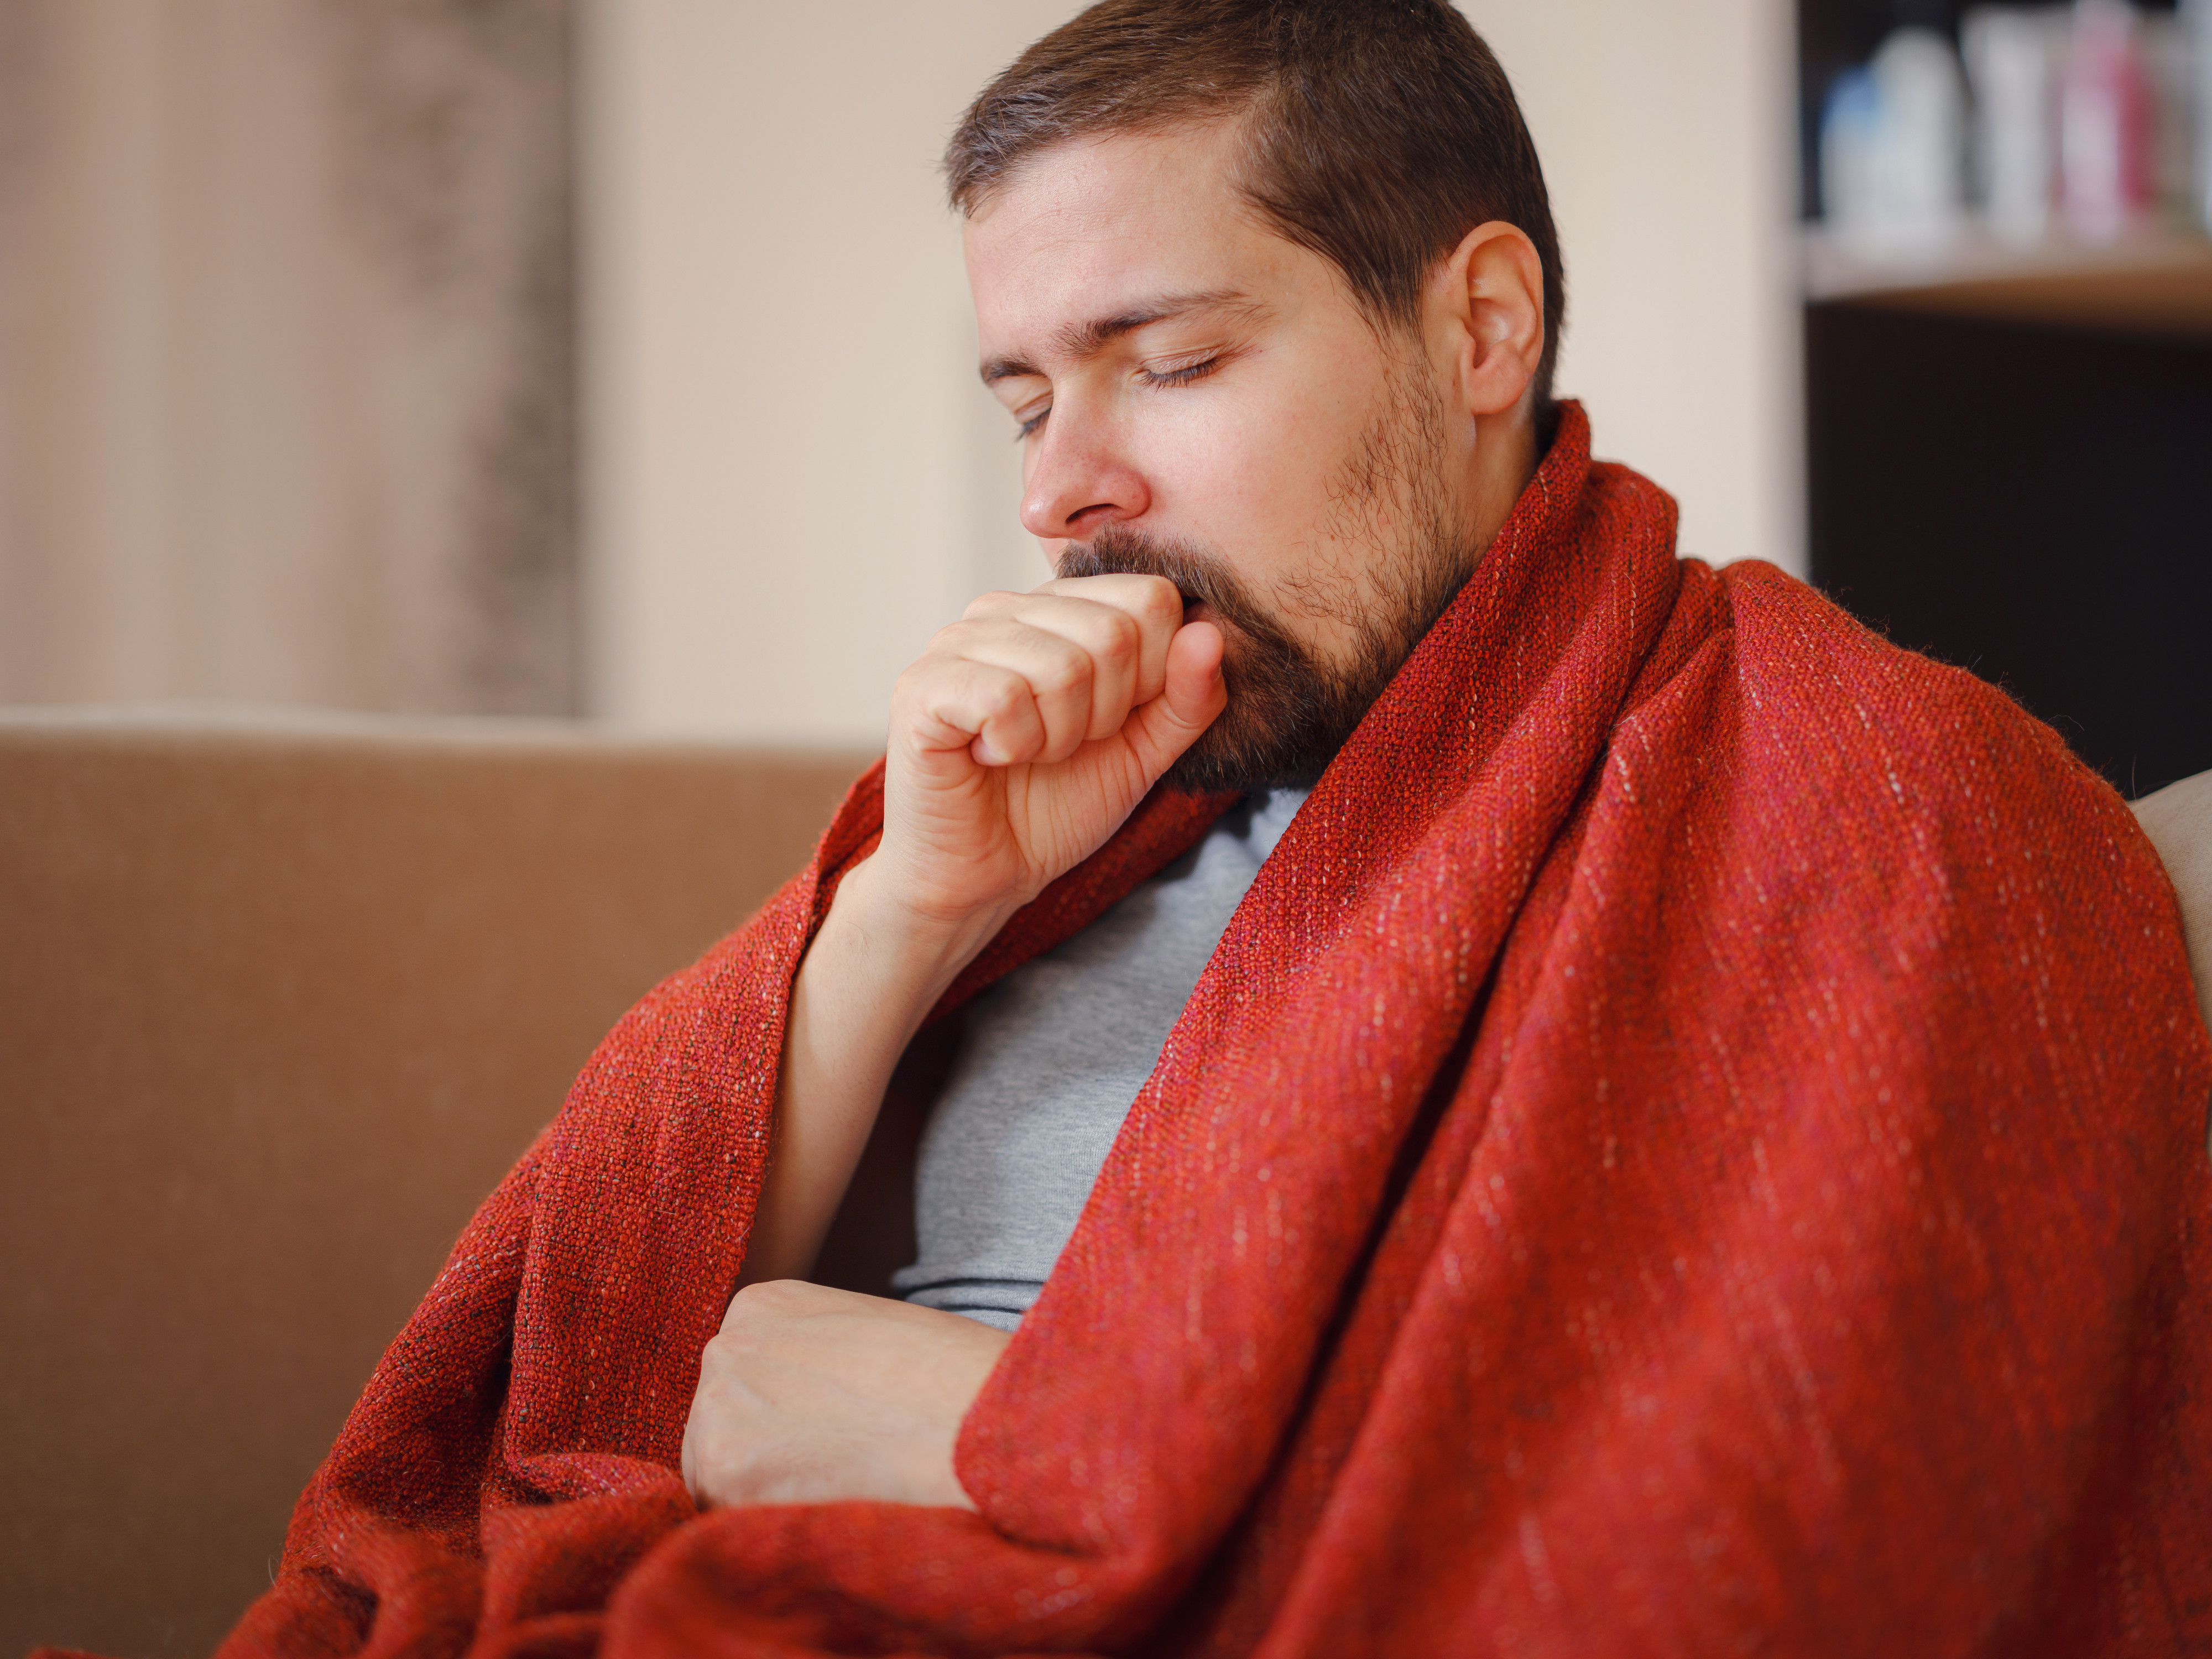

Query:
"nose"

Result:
[[1019, 399, 1151, 542]]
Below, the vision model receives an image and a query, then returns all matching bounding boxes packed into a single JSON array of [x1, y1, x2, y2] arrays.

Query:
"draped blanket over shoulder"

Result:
[[209, 407, 2210, 1656]]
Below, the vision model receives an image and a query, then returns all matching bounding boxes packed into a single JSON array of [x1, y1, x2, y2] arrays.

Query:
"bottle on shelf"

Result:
[[2058, 0, 2157, 242], [1963, 7, 2063, 246], [1820, 27, 1968, 259]]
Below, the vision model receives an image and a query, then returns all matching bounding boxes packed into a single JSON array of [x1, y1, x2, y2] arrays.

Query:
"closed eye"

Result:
[[1138, 356, 1222, 389], [1011, 355, 1226, 441]]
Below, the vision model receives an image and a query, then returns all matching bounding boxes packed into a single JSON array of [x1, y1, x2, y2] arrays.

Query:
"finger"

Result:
[[958, 589, 1028, 623], [901, 656, 1051, 768], [961, 606, 1138, 747], [1023, 574, 1183, 708], [937, 621, 1100, 764], [1119, 618, 1227, 784], [963, 591, 1155, 738]]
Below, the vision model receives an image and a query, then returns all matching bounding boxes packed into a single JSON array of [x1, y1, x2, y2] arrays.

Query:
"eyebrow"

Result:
[[979, 288, 1263, 386]]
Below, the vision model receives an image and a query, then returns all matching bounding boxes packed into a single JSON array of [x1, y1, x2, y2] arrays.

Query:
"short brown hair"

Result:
[[945, 0, 1566, 407]]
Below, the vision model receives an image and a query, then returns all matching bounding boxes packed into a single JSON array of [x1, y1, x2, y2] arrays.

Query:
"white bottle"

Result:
[[1963, 8, 2060, 246], [1823, 28, 1968, 258]]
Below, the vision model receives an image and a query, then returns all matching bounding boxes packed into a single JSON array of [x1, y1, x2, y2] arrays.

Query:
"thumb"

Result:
[[1121, 619, 1227, 782]]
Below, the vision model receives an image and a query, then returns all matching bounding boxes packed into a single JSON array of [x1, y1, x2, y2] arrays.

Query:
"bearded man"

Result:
[[207, 3, 2212, 1655]]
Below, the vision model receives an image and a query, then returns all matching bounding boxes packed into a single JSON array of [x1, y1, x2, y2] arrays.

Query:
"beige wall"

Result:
[[584, 0, 1802, 743], [0, 0, 578, 716], [1471, 0, 1802, 582]]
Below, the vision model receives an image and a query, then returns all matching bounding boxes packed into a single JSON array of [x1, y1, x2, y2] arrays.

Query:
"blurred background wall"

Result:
[[0, 0, 1802, 744], [0, 0, 577, 714]]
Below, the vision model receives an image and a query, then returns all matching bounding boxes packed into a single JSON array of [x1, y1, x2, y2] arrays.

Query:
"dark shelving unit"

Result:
[[1798, 0, 2211, 798]]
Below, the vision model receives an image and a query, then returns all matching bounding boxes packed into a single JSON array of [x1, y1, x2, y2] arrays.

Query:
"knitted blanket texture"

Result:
[[199, 405, 2211, 1655]]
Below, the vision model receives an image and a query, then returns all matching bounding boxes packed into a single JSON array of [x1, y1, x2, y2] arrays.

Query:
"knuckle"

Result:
[[962, 589, 1019, 621], [1084, 606, 1141, 672], [1138, 576, 1184, 624], [1093, 610, 1140, 669], [1037, 648, 1092, 702], [979, 672, 1032, 724], [895, 646, 956, 700], [924, 619, 978, 659]]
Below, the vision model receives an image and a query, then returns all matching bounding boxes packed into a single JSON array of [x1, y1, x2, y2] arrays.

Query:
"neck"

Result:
[[1461, 398, 1543, 561]]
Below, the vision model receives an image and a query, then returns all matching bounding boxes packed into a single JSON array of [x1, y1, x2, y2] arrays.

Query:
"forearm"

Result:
[[685, 574, 1224, 1512], [735, 855, 1018, 1286], [735, 576, 1220, 1285]]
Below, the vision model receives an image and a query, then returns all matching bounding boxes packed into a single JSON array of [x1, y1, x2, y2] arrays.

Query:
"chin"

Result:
[[1160, 717, 1334, 796]]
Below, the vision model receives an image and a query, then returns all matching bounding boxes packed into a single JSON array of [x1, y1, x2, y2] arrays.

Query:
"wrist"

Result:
[[823, 855, 1022, 1014]]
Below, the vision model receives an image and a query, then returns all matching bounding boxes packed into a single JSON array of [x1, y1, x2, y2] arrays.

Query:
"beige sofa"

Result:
[[1, 709, 868, 1658], [3, 709, 2204, 1659]]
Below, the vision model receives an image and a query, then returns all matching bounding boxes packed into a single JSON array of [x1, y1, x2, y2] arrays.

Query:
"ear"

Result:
[[1430, 221, 1546, 420]]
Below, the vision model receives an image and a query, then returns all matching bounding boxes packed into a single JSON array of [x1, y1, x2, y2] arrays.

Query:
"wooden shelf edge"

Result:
[[1802, 224, 2212, 337]]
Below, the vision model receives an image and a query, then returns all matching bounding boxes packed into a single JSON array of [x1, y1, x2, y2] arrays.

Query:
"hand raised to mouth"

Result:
[[873, 572, 1227, 934], [723, 573, 1226, 1295]]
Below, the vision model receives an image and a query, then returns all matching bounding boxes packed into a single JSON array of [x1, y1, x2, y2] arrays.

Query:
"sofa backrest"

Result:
[[0, 709, 867, 1658]]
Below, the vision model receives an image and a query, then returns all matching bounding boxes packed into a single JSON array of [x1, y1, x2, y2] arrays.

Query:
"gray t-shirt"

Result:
[[891, 788, 1308, 1331]]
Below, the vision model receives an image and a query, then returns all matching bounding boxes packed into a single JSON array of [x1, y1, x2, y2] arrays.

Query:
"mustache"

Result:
[[1054, 525, 1296, 655]]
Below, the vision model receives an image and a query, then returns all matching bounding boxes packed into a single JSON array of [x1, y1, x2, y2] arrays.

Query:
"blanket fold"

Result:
[[197, 403, 2208, 1658]]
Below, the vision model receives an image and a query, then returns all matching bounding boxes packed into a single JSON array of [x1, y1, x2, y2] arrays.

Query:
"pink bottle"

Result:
[[2059, 0, 2156, 242]]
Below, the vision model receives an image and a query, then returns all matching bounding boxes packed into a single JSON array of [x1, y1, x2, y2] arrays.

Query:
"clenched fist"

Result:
[[873, 573, 1227, 930]]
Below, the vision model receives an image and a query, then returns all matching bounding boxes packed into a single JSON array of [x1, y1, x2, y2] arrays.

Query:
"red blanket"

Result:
[[215, 406, 2210, 1656]]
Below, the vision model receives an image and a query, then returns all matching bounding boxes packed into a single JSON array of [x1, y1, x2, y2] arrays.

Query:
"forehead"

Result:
[[962, 124, 1308, 354]]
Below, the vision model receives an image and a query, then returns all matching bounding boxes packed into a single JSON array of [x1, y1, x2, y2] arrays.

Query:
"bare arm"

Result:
[[733, 574, 1225, 1287], [681, 580, 1221, 1513], [680, 576, 1227, 1514], [732, 860, 1018, 1286]]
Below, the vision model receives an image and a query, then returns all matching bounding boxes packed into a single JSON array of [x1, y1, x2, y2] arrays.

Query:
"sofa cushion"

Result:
[[0, 707, 866, 1659]]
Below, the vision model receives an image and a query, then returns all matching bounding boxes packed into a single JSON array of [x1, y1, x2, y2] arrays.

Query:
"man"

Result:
[[677, 0, 1562, 1516], [216, 3, 2212, 1655]]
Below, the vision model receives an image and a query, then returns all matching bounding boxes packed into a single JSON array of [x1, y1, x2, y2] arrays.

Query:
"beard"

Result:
[[1057, 372, 1472, 795]]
